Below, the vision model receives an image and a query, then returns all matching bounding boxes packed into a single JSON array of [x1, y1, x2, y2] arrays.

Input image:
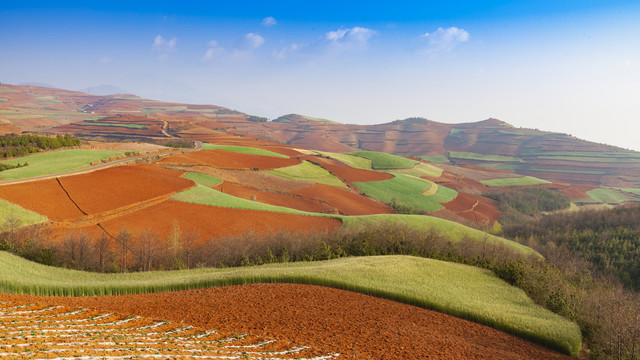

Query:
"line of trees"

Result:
[[0, 134, 80, 158], [1, 218, 640, 358]]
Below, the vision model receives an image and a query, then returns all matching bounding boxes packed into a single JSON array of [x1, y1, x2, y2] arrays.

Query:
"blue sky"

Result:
[[2, 1, 639, 150]]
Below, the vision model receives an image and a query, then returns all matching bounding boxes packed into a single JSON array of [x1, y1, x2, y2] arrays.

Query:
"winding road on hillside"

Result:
[[0, 141, 202, 186]]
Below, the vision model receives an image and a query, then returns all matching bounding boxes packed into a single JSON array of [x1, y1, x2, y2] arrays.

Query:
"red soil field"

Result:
[[293, 183, 394, 216], [303, 155, 394, 183], [215, 181, 336, 213], [440, 193, 501, 225], [160, 149, 301, 170], [1, 284, 573, 360], [58, 164, 193, 215], [0, 178, 84, 221], [97, 200, 341, 241]]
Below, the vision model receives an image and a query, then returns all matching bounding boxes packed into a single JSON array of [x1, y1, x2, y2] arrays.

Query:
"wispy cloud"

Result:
[[261, 16, 277, 27], [241, 33, 265, 50], [273, 43, 303, 60], [201, 40, 225, 62], [98, 56, 112, 65], [419, 27, 469, 53], [152, 35, 177, 61], [325, 27, 376, 52]]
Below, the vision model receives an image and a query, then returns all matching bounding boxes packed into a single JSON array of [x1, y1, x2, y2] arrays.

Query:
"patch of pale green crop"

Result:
[[419, 155, 448, 163], [265, 161, 347, 187], [449, 151, 523, 162], [201, 144, 288, 158], [354, 175, 456, 212], [0, 253, 580, 355], [316, 151, 373, 170], [586, 188, 638, 204], [347, 151, 418, 169], [389, 163, 443, 177], [0, 198, 47, 230], [480, 176, 550, 187], [183, 173, 223, 187], [0, 150, 126, 180], [171, 185, 327, 216]]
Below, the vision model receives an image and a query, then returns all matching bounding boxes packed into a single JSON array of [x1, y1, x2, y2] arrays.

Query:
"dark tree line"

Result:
[[0, 134, 80, 158], [486, 188, 571, 225]]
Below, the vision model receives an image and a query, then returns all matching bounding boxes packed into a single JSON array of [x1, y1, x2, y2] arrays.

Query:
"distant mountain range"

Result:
[[1, 83, 639, 188]]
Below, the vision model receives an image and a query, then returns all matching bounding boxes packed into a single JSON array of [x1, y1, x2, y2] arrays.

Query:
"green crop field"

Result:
[[419, 155, 448, 163], [586, 188, 637, 204], [449, 151, 523, 162], [340, 214, 537, 255], [390, 163, 443, 178], [480, 176, 551, 187], [0, 253, 580, 355], [494, 165, 607, 175], [82, 121, 147, 129], [202, 144, 288, 158], [354, 175, 457, 212], [0, 89, 20, 93], [265, 161, 346, 187], [172, 184, 325, 216], [183, 172, 223, 187], [347, 151, 418, 169], [317, 151, 373, 170], [0, 198, 47, 229], [0, 150, 126, 180], [618, 188, 640, 196]]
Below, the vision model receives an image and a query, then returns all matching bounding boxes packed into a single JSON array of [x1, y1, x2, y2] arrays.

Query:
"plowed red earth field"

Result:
[[98, 200, 341, 241], [293, 183, 394, 216], [160, 149, 301, 170], [303, 155, 394, 183], [441, 193, 501, 225], [58, 164, 193, 215], [214, 182, 336, 213], [0, 178, 84, 221], [0, 284, 572, 360]]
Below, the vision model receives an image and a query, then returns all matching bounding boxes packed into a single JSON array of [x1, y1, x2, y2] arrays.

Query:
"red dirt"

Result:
[[303, 155, 394, 183], [1, 284, 573, 360], [441, 193, 501, 226], [215, 181, 336, 213], [0, 178, 84, 221], [58, 164, 193, 215], [97, 200, 341, 241], [160, 149, 301, 170], [293, 183, 394, 216]]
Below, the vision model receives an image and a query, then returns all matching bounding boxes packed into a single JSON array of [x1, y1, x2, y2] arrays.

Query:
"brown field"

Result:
[[97, 200, 341, 241], [293, 183, 394, 216], [0, 284, 573, 360], [0, 178, 84, 221], [215, 181, 336, 213], [304, 155, 395, 183], [160, 149, 301, 170], [58, 164, 193, 215]]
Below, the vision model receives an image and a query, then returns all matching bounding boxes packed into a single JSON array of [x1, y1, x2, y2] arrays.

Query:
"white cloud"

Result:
[[420, 27, 469, 52], [262, 16, 277, 27], [273, 43, 302, 60], [152, 35, 177, 61], [202, 40, 225, 62], [242, 33, 265, 50], [325, 27, 376, 52], [98, 56, 112, 65]]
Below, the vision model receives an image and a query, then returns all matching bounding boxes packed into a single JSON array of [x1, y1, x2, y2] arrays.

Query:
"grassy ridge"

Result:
[[0, 198, 48, 229], [0, 150, 126, 180], [348, 150, 418, 169], [586, 188, 637, 204], [82, 121, 147, 129], [340, 214, 537, 255], [354, 175, 457, 212], [0, 252, 580, 355], [480, 176, 551, 187], [265, 161, 346, 187], [317, 151, 373, 170], [201, 144, 289, 158]]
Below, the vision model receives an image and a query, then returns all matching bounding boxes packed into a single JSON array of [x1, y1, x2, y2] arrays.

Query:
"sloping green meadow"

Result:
[[202, 144, 289, 158], [265, 161, 346, 187], [480, 176, 551, 187], [354, 175, 457, 212], [0, 252, 580, 355], [0, 149, 126, 180], [347, 150, 418, 169], [0, 198, 48, 229], [183, 172, 223, 187]]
